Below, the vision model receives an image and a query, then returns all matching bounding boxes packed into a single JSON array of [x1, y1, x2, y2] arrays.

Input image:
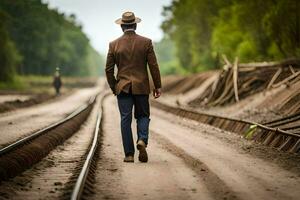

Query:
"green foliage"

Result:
[[0, 75, 98, 92], [262, 0, 300, 57], [162, 0, 300, 73], [85, 46, 105, 76], [0, 0, 104, 80], [154, 37, 182, 75], [162, 0, 231, 72], [0, 10, 21, 82], [0, 76, 25, 90]]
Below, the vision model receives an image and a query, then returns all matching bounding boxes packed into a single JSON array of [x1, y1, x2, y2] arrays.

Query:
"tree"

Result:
[[154, 37, 180, 75], [0, 0, 104, 77], [0, 10, 21, 82], [162, 0, 300, 73]]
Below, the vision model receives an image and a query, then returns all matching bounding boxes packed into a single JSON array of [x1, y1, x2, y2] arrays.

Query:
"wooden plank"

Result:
[[267, 67, 282, 89], [289, 65, 296, 74], [272, 71, 300, 88], [289, 139, 300, 153], [210, 69, 233, 105]]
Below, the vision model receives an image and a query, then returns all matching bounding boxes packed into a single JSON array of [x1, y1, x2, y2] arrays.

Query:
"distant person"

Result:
[[53, 67, 62, 95], [105, 11, 162, 163]]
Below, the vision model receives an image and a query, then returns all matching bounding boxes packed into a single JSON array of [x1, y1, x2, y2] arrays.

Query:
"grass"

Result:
[[0, 75, 98, 94], [0, 76, 28, 91]]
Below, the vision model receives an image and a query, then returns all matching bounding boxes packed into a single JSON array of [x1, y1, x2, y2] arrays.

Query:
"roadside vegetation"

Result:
[[0, 75, 97, 93], [156, 0, 300, 74], [0, 0, 104, 88]]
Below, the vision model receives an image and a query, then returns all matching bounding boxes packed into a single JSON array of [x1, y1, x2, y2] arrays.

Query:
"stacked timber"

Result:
[[189, 57, 300, 107]]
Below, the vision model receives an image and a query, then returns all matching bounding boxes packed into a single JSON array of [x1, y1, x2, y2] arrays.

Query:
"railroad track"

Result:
[[152, 101, 300, 153], [0, 93, 99, 181], [69, 92, 109, 200], [0, 91, 110, 199]]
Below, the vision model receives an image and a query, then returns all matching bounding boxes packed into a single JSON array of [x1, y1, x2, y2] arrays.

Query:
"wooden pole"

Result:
[[289, 65, 296, 74], [267, 67, 282, 89], [272, 71, 300, 88], [222, 54, 232, 70], [233, 57, 239, 102]]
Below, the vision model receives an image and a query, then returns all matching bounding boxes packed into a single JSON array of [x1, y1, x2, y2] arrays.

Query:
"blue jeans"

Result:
[[117, 91, 150, 156]]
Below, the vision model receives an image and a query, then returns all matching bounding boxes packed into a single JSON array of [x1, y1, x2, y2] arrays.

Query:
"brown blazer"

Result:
[[105, 31, 161, 95]]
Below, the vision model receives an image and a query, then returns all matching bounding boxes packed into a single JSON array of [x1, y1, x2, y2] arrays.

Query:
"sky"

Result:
[[45, 0, 172, 54]]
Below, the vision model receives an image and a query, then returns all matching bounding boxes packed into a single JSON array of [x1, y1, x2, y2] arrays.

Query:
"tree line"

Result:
[[0, 0, 104, 83], [160, 0, 300, 73]]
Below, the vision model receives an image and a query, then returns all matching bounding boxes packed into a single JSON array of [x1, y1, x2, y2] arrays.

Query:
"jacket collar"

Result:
[[123, 29, 136, 35]]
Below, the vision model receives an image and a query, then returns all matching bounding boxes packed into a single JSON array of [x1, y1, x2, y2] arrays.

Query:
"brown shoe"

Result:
[[123, 155, 134, 163], [137, 140, 148, 162]]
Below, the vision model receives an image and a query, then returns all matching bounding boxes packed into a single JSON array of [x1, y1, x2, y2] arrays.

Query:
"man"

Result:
[[53, 67, 62, 95], [105, 11, 162, 163]]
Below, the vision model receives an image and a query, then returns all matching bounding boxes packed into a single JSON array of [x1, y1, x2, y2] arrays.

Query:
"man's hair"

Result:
[[121, 23, 137, 32]]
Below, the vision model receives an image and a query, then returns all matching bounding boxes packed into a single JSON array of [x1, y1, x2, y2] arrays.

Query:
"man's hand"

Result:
[[153, 88, 161, 99]]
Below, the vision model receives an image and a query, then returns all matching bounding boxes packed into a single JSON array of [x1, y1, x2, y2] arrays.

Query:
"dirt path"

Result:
[[0, 86, 100, 148], [92, 95, 214, 200], [93, 95, 300, 200], [0, 95, 31, 104]]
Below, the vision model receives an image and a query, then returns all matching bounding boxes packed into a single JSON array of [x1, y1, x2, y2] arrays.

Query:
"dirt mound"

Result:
[[162, 71, 217, 94], [0, 93, 54, 113]]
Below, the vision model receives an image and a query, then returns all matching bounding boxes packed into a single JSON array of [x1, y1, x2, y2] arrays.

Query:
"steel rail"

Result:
[[0, 95, 97, 157], [263, 112, 300, 126], [70, 95, 104, 200], [238, 58, 300, 68], [153, 101, 300, 139]]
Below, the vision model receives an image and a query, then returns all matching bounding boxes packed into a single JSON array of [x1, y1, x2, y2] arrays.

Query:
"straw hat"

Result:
[[115, 11, 141, 25]]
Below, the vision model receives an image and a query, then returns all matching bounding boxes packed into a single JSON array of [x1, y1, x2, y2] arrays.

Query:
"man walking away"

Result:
[[53, 67, 62, 95], [105, 11, 162, 163]]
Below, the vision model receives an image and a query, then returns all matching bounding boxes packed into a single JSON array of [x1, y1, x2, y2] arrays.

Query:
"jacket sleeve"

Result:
[[146, 40, 162, 89], [105, 42, 117, 94]]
